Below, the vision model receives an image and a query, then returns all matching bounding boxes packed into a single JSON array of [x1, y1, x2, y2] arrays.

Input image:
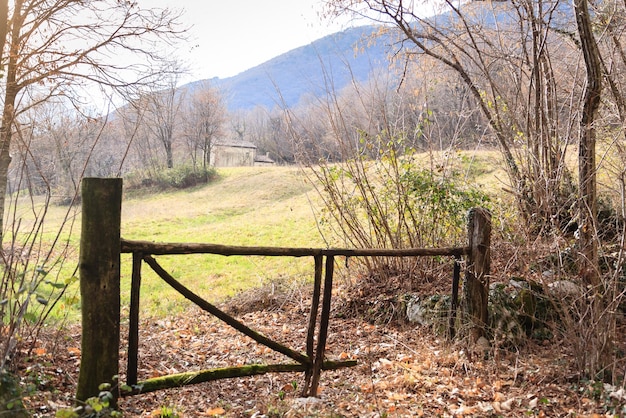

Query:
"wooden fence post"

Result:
[[76, 178, 123, 404], [464, 207, 491, 343]]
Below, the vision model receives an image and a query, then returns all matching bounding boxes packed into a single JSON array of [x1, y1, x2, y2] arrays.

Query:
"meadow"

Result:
[[33, 165, 328, 321], [119, 166, 329, 316], [23, 150, 507, 322]]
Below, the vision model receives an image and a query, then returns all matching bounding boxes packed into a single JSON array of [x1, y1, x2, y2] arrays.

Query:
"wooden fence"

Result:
[[75, 178, 491, 404]]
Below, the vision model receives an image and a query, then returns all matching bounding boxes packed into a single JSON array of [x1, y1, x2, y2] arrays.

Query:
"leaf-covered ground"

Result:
[[19, 293, 626, 418]]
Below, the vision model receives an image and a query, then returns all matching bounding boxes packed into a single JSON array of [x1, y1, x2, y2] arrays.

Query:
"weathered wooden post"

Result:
[[76, 178, 122, 404], [464, 207, 491, 343]]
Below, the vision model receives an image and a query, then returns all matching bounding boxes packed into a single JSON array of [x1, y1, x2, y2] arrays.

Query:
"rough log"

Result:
[[122, 239, 468, 258], [76, 178, 122, 404], [303, 255, 323, 395], [143, 255, 310, 365], [122, 360, 357, 396], [308, 255, 335, 397]]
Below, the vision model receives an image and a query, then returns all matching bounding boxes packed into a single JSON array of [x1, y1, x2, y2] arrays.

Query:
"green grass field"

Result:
[[11, 151, 510, 323], [30, 166, 327, 320], [118, 166, 328, 317]]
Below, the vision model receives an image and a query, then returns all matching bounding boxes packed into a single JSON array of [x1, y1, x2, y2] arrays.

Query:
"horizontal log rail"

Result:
[[121, 360, 358, 396], [121, 238, 470, 258]]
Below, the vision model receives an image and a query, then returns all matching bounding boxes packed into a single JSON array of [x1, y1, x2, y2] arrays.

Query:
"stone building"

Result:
[[210, 139, 256, 167], [254, 152, 275, 166], [210, 139, 275, 167]]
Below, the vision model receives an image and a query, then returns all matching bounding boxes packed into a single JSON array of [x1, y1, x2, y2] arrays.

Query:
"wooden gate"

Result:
[[75, 178, 491, 403]]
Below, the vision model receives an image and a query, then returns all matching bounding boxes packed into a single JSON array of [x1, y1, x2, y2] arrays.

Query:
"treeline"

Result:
[[11, 60, 492, 203]]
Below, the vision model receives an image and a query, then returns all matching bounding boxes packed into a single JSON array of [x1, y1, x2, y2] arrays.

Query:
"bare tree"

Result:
[[240, 106, 293, 164], [324, 0, 579, 234], [181, 81, 226, 171], [118, 98, 163, 177], [230, 110, 248, 142], [573, 0, 608, 375], [136, 67, 187, 169], [20, 102, 104, 203], [323, 0, 625, 379], [0, 0, 186, 243]]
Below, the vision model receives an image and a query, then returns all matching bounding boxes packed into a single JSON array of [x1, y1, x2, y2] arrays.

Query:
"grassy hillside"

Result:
[[2, 166, 329, 323], [28, 151, 507, 321], [118, 166, 326, 316], [122, 166, 322, 246]]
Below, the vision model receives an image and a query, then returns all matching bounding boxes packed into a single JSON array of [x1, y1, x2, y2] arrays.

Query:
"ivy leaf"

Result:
[[45, 280, 66, 289], [65, 276, 79, 285]]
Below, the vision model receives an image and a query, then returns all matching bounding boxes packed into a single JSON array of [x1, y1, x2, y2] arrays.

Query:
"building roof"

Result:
[[214, 138, 257, 149], [254, 153, 275, 163]]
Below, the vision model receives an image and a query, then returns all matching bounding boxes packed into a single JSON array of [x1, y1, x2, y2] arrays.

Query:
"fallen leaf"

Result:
[[453, 405, 477, 415], [204, 407, 226, 416], [386, 391, 408, 401], [493, 391, 506, 402], [377, 358, 393, 369], [501, 398, 515, 411], [67, 347, 81, 356], [397, 354, 413, 362], [360, 383, 373, 393], [493, 402, 502, 414]]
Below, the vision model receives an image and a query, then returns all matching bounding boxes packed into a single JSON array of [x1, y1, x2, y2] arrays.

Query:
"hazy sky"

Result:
[[141, 0, 353, 82]]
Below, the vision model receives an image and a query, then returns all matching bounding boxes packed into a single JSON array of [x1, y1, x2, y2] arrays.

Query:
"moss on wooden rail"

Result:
[[121, 360, 357, 396]]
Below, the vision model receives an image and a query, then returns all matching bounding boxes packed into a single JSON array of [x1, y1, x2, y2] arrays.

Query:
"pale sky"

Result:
[[141, 0, 354, 83]]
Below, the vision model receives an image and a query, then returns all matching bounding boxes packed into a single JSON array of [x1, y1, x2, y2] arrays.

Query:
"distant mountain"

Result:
[[182, 1, 571, 112], [183, 25, 393, 111]]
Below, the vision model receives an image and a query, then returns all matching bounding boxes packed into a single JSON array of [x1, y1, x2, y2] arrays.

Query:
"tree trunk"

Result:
[[0, 131, 12, 245], [165, 140, 173, 169], [0, 1, 24, 245], [574, 0, 602, 288], [0, 75, 18, 246], [574, 0, 613, 380], [0, 0, 7, 65]]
